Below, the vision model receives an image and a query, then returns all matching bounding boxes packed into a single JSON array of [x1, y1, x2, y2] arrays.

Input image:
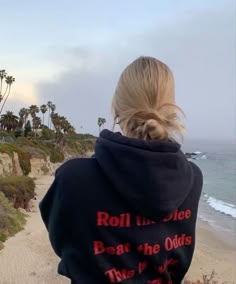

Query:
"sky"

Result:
[[0, 0, 235, 140]]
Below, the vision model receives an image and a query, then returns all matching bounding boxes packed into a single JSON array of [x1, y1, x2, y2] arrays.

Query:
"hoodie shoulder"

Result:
[[189, 161, 203, 182], [56, 157, 97, 178]]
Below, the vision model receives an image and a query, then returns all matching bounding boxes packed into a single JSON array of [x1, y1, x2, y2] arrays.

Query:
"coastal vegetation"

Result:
[[184, 270, 223, 283], [0, 71, 96, 162], [0, 68, 97, 249], [0, 191, 26, 249], [0, 176, 35, 209]]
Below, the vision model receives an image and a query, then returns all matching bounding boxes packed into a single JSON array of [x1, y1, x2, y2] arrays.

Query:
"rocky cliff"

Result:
[[0, 152, 57, 178]]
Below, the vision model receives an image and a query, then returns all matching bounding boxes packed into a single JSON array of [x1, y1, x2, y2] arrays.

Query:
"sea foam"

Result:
[[204, 194, 236, 218]]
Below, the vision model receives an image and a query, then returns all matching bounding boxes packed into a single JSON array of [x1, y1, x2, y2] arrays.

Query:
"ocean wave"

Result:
[[204, 195, 236, 218], [193, 151, 202, 155], [186, 151, 208, 160]]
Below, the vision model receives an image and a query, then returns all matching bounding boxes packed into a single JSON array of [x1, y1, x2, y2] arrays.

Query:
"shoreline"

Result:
[[0, 175, 235, 283], [197, 217, 236, 251]]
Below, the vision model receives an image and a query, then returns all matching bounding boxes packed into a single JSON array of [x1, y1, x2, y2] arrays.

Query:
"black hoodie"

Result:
[[39, 129, 203, 284]]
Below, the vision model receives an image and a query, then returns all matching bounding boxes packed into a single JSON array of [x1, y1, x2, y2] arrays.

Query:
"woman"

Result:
[[40, 56, 203, 284]]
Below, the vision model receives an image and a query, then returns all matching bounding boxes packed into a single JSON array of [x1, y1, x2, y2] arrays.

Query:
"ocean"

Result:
[[182, 139, 236, 236]]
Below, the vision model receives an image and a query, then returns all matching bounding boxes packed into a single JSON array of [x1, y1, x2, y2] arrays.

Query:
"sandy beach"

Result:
[[185, 220, 236, 283], [0, 176, 235, 284], [0, 176, 69, 284]]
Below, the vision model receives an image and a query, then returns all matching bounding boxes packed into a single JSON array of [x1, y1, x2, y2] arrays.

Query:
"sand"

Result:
[[0, 176, 69, 284], [0, 175, 235, 284], [185, 220, 236, 283]]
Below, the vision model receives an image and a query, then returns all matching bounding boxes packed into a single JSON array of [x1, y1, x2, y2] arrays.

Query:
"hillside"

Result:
[[0, 130, 96, 249], [0, 130, 96, 177]]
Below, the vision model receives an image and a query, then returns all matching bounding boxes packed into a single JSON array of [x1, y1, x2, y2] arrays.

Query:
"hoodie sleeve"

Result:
[[39, 168, 70, 258]]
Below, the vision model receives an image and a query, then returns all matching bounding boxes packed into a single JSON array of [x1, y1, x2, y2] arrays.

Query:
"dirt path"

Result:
[[0, 176, 69, 284]]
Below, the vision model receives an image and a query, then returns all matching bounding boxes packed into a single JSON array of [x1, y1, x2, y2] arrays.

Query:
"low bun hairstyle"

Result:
[[112, 56, 185, 142]]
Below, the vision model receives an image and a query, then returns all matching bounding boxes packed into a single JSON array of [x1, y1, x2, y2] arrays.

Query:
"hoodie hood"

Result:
[[95, 129, 194, 221]]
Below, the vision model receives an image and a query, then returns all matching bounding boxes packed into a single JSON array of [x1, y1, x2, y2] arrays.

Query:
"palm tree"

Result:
[[19, 107, 26, 119], [66, 123, 75, 134], [98, 117, 106, 134], [32, 116, 41, 136], [0, 75, 15, 115], [29, 105, 39, 118], [29, 105, 39, 135], [33, 116, 41, 129], [51, 112, 75, 138], [40, 104, 47, 126], [50, 112, 59, 130], [19, 107, 29, 129], [50, 104, 56, 130], [24, 108, 30, 128], [50, 103, 56, 113], [47, 101, 52, 128], [0, 111, 19, 131], [101, 118, 106, 129], [18, 108, 24, 129], [0, 69, 7, 103], [98, 117, 102, 134], [51, 112, 62, 144], [59, 116, 74, 134]]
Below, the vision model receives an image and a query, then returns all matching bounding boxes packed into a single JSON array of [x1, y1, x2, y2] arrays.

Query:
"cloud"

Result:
[[2, 61, 65, 114], [36, 0, 235, 139], [2, 82, 39, 114], [36, 66, 118, 135]]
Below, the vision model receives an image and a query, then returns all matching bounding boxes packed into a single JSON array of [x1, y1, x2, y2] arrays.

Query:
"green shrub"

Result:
[[0, 176, 35, 209], [0, 132, 95, 171], [14, 127, 23, 138], [0, 143, 17, 155], [0, 130, 16, 143], [15, 137, 33, 146], [24, 120, 32, 137], [67, 133, 96, 140], [16, 137, 49, 159], [16, 137, 64, 163], [66, 139, 83, 155], [40, 128, 55, 140], [49, 145, 64, 163], [0, 192, 26, 249], [16, 149, 31, 175], [65, 137, 95, 156], [79, 139, 95, 152]]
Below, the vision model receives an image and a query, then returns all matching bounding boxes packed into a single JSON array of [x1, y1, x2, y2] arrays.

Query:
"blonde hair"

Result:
[[112, 56, 185, 142]]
